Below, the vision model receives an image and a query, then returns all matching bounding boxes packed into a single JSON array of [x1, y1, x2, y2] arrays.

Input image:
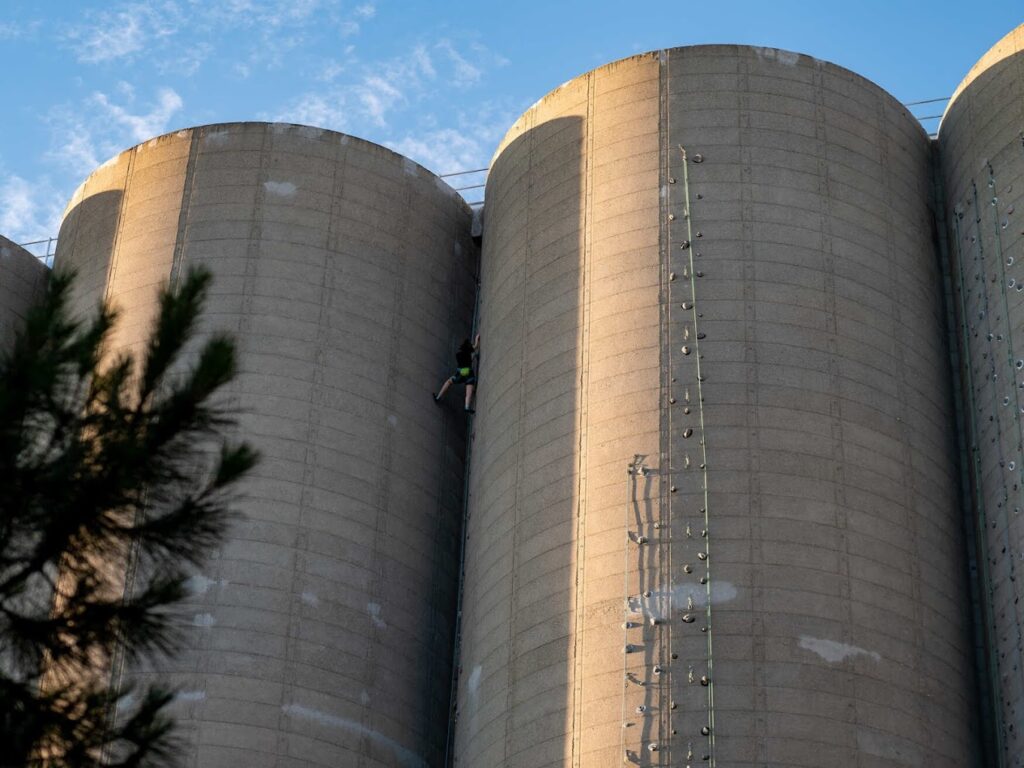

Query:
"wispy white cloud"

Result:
[[61, 0, 371, 75], [64, 4, 179, 64], [356, 76, 404, 126], [44, 86, 185, 181], [92, 88, 184, 142], [436, 40, 481, 87], [273, 93, 348, 130], [0, 173, 64, 244]]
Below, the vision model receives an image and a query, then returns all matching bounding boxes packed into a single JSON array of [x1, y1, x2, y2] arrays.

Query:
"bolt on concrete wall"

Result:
[[0, 235, 48, 351], [54, 122, 478, 768], [455, 46, 977, 767], [940, 23, 1024, 768]]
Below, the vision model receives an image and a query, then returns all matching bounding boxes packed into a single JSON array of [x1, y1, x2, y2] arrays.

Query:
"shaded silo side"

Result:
[[0, 235, 48, 350], [54, 122, 478, 768], [939, 24, 1024, 767], [455, 47, 976, 767]]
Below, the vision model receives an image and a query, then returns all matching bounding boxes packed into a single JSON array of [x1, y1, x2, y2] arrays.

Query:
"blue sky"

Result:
[[0, 1, 1020, 251]]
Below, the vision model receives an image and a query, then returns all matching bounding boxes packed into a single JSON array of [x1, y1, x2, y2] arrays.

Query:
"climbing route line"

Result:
[[679, 143, 716, 766], [952, 186, 1011, 756]]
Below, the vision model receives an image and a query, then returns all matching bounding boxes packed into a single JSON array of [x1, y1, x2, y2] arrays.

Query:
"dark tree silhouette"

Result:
[[0, 267, 258, 767]]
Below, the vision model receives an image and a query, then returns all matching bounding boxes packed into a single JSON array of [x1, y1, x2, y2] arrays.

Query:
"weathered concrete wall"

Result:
[[54, 122, 478, 768], [939, 23, 1024, 767], [0, 235, 48, 351], [455, 46, 977, 767]]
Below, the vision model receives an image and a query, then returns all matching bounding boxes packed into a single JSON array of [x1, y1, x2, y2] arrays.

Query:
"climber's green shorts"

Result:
[[450, 367, 476, 385]]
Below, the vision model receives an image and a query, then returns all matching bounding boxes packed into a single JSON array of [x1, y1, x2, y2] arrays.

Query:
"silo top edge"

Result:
[[941, 24, 1024, 133], [62, 121, 471, 221], [491, 44, 921, 167]]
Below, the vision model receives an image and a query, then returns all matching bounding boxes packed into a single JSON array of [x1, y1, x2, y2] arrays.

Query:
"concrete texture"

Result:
[[53, 123, 478, 768], [939, 23, 1024, 768], [455, 46, 977, 767], [0, 235, 48, 351]]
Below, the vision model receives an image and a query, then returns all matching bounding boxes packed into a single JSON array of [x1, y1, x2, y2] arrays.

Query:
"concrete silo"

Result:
[[454, 47, 977, 766], [939, 24, 1024, 767], [0, 235, 48, 350], [54, 123, 478, 768]]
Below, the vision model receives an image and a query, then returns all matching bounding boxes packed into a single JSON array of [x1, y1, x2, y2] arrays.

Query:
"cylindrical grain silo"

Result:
[[54, 123, 478, 768], [455, 47, 977, 767], [940, 24, 1024, 767], [0, 235, 48, 350]]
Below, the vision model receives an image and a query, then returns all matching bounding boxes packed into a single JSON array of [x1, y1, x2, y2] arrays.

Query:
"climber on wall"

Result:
[[433, 334, 480, 413]]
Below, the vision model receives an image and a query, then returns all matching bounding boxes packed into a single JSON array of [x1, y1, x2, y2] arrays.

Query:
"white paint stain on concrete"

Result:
[[264, 181, 297, 197], [295, 125, 323, 140], [192, 613, 216, 627], [360, 689, 371, 706], [467, 665, 482, 694], [177, 690, 206, 702], [753, 46, 801, 67], [367, 602, 387, 629], [627, 581, 738, 619], [300, 591, 319, 606], [186, 574, 228, 595], [282, 703, 427, 768], [799, 635, 880, 664], [204, 130, 229, 145]]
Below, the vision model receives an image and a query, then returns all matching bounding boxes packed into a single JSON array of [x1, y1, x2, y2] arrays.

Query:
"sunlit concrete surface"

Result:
[[53, 123, 478, 768], [454, 46, 977, 768]]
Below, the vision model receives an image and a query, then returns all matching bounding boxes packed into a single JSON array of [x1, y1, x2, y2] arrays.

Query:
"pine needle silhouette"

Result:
[[0, 266, 258, 767]]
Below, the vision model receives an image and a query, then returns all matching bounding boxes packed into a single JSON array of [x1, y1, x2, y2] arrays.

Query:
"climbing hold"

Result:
[[648, 743, 660, 753], [696, 332, 705, 340], [1009, 256, 1015, 266], [695, 270, 704, 277], [700, 675, 709, 686], [636, 705, 647, 713], [683, 564, 693, 574], [622, 621, 637, 629], [683, 428, 694, 438], [682, 301, 693, 310], [683, 406, 692, 415], [671, 653, 678, 660], [669, 177, 676, 184], [670, 272, 677, 281], [670, 485, 678, 493], [670, 700, 678, 709], [643, 590, 652, 597], [669, 213, 676, 221], [653, 665, 663, 675], [681, 240, 691, 250], [1017, 360, 1024, 370], [649, 616, 665, 626], [701, 726, 711, 736], [695, 231, 703, 238], [682, 614, 696, 623], [692, 154, 704, 163], [696, 193, 703, 199], [670, 396, 677, 404], [699, 576, 708, 584], [697, 551, 708, 561], [682, 346, 691, 355], [636, 535, 648, 544], [624, 644, 637, 653]]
